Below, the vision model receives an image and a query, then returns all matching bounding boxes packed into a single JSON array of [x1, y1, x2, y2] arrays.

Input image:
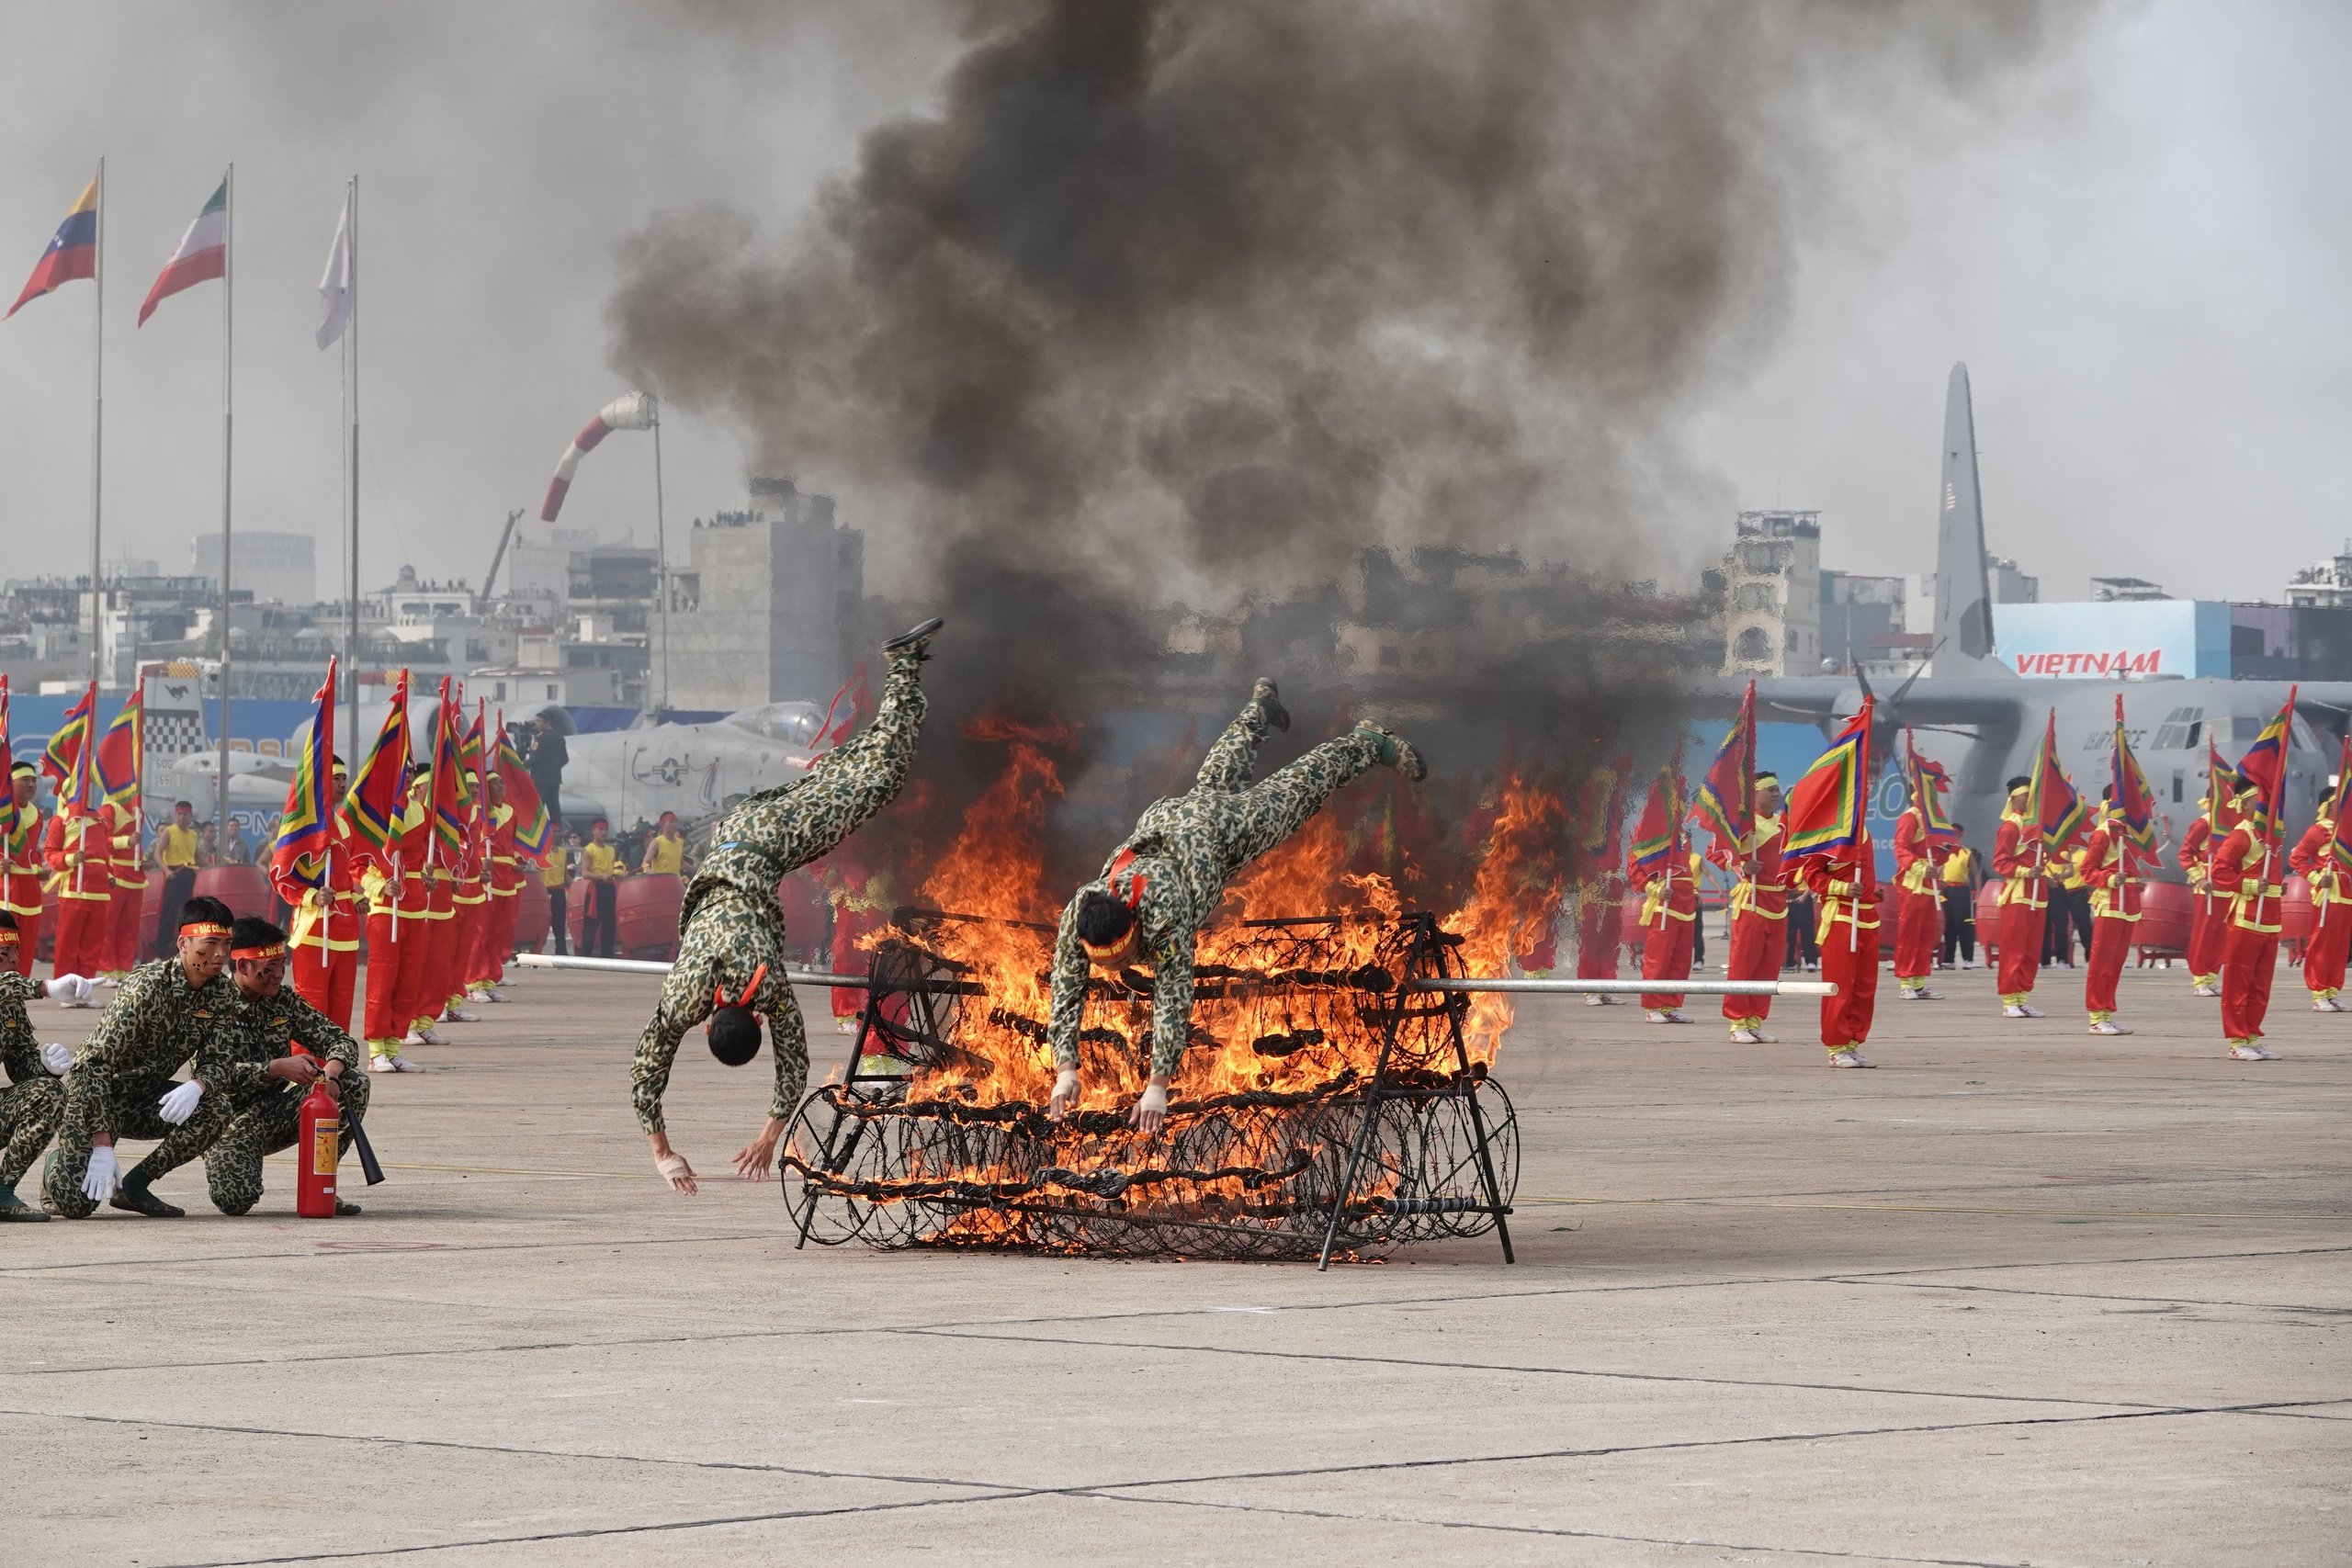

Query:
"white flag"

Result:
[[315, 187, 354, 350]]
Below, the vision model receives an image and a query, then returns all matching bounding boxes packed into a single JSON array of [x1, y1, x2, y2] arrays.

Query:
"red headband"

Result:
[[180, 921, 232, 939], [713, 962, 768, 1012], [232, 942, 288, 961], [0, 931, 17, 947]]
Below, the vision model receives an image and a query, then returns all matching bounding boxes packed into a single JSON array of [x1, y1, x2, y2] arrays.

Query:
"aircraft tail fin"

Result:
[[1932, 362, 2011, 679]]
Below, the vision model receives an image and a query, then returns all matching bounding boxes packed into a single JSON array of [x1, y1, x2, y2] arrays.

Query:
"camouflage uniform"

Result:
[[0, 972, 65, 1190], [41, 957, 239, 1218], [174, 987, 370, 1215], [629, 653, 929, 1134], [1048, 696, 1389, 1079]]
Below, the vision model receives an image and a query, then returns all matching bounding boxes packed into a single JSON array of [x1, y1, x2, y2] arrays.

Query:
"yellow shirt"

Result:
[[640, 834, 684, 875], [582, 842, 621, 879], [541, 845, 569, 889], [157, 823, 201, 870], [1940, 847, 1974, 886]]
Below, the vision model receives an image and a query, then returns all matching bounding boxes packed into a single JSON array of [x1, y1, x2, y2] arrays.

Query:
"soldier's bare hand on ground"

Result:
[[731, 1116, 789, 1180], [649, 1133, 697, 1195]]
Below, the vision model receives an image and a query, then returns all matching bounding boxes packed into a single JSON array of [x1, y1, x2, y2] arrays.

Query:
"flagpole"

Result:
[[88, 156, 105, 689], [651, 399, 670, 714], [345, 174, 361, 774], [215, 163, 234, 837]]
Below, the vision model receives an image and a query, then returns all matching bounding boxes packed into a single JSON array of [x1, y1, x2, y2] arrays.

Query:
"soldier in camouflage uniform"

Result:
[[41, 897, 243, 1218], [0, 913, 85, 1220], [1046, 681, 1427, 1134], [116, 916, 370, 1216], [630, 617, 942, 1194]]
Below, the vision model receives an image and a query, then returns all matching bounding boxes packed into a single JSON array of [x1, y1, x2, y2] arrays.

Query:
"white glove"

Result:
[[1048, 1066, 1081, 1121], [157, 1080, 205, 1126], [46, 974, 93, 1005], [40, 1043, 72, 1077], [82, 1145, 119, 1201]]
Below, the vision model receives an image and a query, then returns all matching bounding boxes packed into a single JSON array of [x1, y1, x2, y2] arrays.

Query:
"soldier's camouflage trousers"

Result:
[[0, 1076, 63, 1190], [1149, 701, 1387, 874], [199, 1076, 372, 1215], [42, 1072, 234, 1219]]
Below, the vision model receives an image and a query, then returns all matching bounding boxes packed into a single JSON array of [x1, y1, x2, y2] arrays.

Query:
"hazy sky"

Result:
[[0, 2, 2343, 605]]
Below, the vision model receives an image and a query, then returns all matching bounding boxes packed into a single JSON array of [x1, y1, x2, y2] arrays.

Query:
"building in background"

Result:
[[2091, 576, 2169, 602], [666, 478, 865, 714], [193, 530, 316, 606], [2287, 545, 2352, 609], [1818, 572, 1903, 673], [1720, 511, 1821, 677]]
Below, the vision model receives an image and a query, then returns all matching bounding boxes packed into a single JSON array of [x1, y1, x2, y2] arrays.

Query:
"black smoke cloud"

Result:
[[608, 0, 2082, 893]]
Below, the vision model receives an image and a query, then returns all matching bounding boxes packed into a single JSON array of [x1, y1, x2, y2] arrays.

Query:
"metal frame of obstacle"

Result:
[[516, 938, 1829, 1269]]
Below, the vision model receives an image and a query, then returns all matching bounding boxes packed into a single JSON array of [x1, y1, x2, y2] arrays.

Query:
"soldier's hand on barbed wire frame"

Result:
[[731, 1116, 788, 1181], [1129, 1079, 1170, 1136], [1048, 1066, 1080, 1122]]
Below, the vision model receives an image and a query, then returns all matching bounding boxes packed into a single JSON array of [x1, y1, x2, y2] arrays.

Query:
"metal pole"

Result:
[[215, 164, 234, 835], [512, 952, 865, 987], [346, 174, 361, 773], [88, 156, 104, 688], [651, 401, 669, 714]]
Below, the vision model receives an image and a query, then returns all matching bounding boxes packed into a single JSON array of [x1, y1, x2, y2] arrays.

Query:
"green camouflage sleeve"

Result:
[[283, 991, 363, 1074], [0, 973, 38, 1006], [0, 973, 40, 1085], [68, 964, 170, 1131], [191, 1009, 274, 1101], [1148, 931, 1195, 1081], [1046, 892, 1089, 1071]]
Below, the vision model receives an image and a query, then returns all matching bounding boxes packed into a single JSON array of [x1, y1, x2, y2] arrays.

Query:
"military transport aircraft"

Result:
[[1722, 363, 2352, 847]]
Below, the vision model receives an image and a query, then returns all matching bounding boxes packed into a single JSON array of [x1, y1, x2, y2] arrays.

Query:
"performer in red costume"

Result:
[[1889, 768, 1951, 1002], [2208, 782, 2283, 1060], [2, 762, 42, 977], [1710, 773, 1785, 1044], [1800, 830, 1880, 1066], [2077, 790, 2152, 1035], [1631, 829, 1695, 1025], [277, 757, 361, 1034], [1991, 777, 2048, 1018], [2288, 783, 2350, 1013]]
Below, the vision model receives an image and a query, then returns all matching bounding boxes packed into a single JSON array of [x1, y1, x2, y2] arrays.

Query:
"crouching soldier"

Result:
[[0, 912, 84, 1220], [1046, 681, 1428, 1134], [41, 897, 242, 1217]]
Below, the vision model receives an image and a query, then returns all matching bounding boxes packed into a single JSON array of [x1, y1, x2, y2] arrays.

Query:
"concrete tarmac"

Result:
[[6, 958, 2346, 1566]]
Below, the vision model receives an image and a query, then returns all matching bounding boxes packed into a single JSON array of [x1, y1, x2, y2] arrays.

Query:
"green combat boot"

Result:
[[0, 1186, 49, 1223], [108, 1174, 185, 1219], [1251, 677, 1291, 733], [1353, 721, 1428, 782]]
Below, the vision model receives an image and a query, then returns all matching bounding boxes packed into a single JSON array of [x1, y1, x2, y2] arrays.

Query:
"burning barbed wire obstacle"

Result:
[[783, 909, 1518, 1265]]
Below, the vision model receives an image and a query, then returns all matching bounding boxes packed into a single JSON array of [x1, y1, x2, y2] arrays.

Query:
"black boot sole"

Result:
[[885, 616, 945, 652]]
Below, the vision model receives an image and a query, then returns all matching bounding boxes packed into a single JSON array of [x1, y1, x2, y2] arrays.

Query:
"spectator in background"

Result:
[[196, 822, 220, 868], [1940, 825, 1984, 968], [638, 812, 684, 877], [543, 831, 575, 955], [525, 712, 569, 835], [1784, 887, 1820, 973], [581, 818, 621, 958], [220, 818, 254, 867], [150, 800, 202, 959]]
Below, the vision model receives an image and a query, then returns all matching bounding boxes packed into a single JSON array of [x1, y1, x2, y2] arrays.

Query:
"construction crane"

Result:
[[478, 508, 525, 608]]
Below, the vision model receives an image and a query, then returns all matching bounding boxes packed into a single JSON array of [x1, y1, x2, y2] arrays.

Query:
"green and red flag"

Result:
[[2231, 686, 2296, 843], [272, 659, 336, 892], [2026, 709, 2086, 852], [495, 720, 552, 862], [1905, 728, 1960, 849], [345, 671, 412, 878], [92, 683, 141, 814], [1627, 747, 1686, 876], [137, 176, 227, 326], [2328, 736, 2352, 876], [429, 680, 467, 865], [1782, 696, 1873, 864], [41, 680, 94, 791], [2108, 694, 2159, 852], [0, 676, 14, 845], [1692, 680, 1755, 850]]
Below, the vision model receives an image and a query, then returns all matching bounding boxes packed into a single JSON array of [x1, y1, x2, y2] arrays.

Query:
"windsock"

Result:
[[539, 391, 656, 523]]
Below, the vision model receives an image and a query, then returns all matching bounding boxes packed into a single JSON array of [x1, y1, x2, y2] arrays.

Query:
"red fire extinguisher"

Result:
[[295, 1076, 341, 1218]]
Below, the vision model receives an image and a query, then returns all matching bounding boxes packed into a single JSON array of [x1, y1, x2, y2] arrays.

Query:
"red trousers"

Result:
[[8, 912, 35, 976], [105, 884, 144, 973], [1818, 918, 1878, 1047], [2085, 915, 2132, 1016], [293, 943, 358, 1034], [2303, 900, 2351, 997], [1996, 902, 2045, 998], [1639, 913, 1693, 1010], [2188, 892, 2226, 978], [52, 897, 108, 979], [453, 898, 487, 992], [1893, 887, 1939, 981], [2220, 924, 2278, 1042], [486, 892, 518, 983], [1721, 909, 1783, 1021], [1575, 896, 1623, 979], [362, 909, 406, 1041], [391, 915, 447, 1033]]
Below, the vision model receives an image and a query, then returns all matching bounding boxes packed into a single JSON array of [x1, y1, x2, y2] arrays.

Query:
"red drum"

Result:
[[2282, 874, 2316, 945], [1975, 884, 2007, 961], [38, 884, 58, 963], [139, 879, 166, 953], [617, 873, 684, 962], [568, 883, 588, 950], [194, 864, 274, 919], [2133, 879, 2192, 959], [510, 876, 550, 952]]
